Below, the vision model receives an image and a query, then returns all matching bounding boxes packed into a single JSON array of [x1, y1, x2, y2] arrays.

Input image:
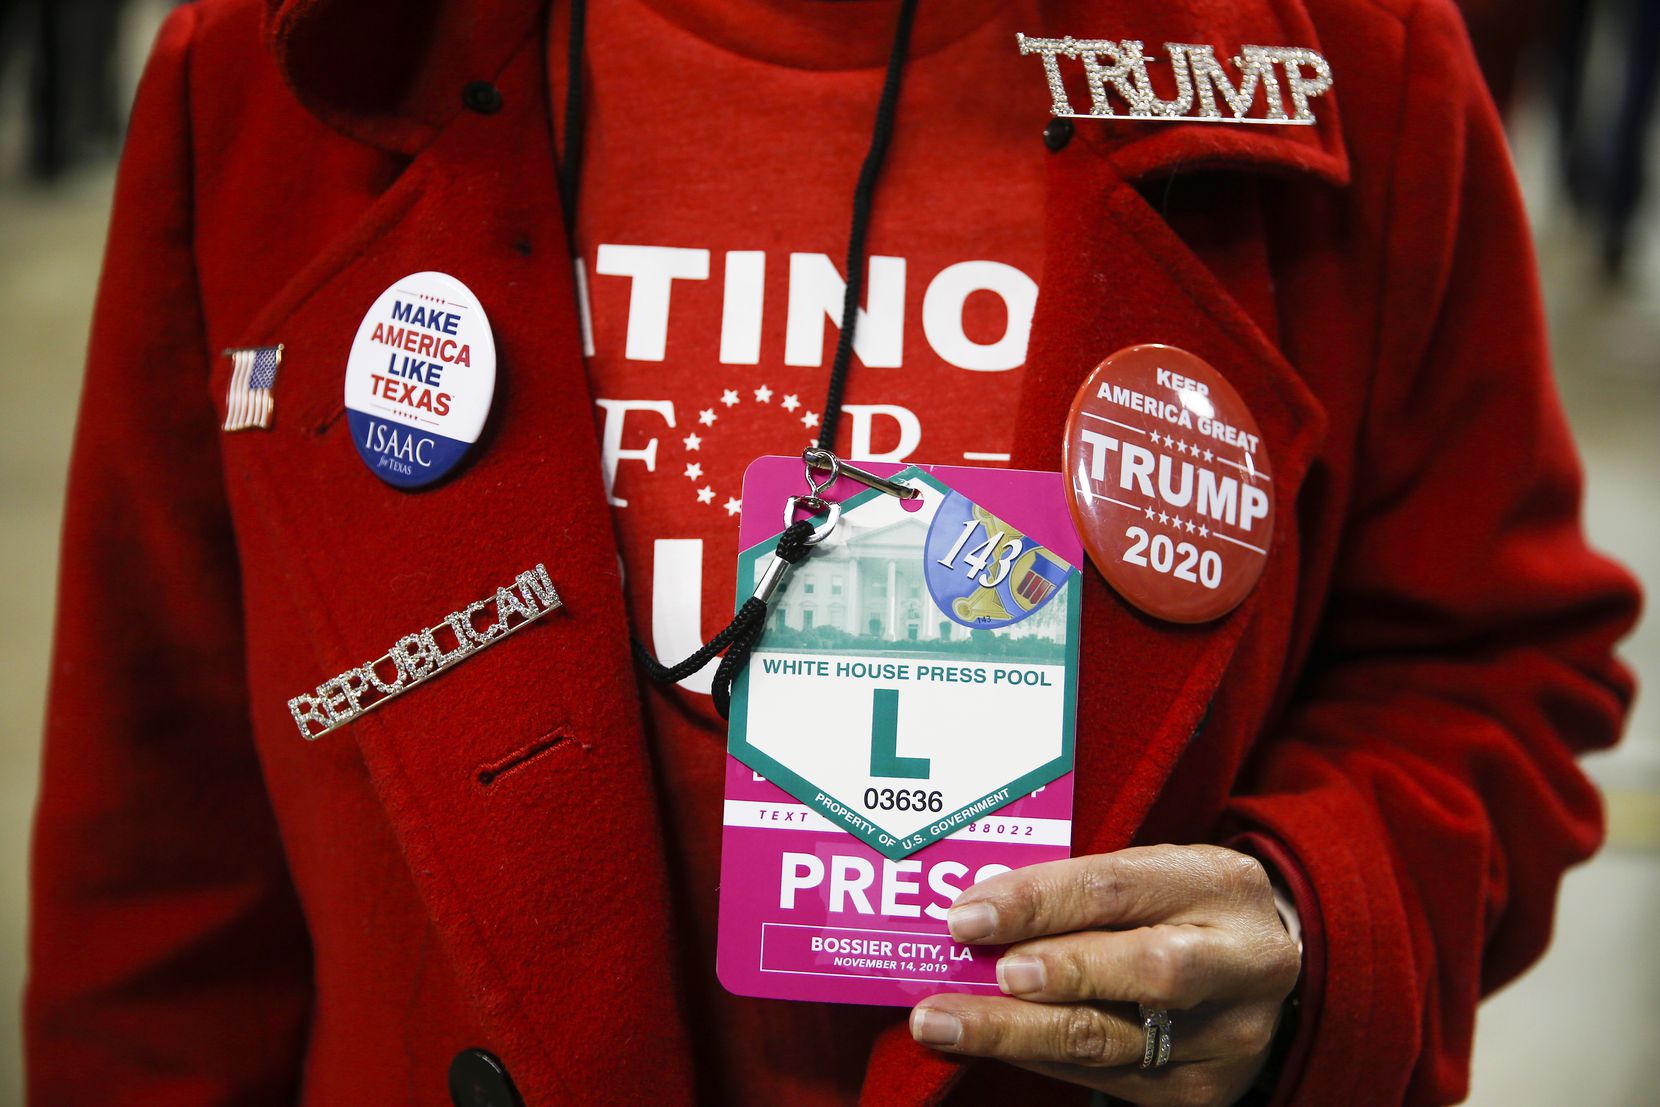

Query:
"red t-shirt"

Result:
[[559, 1, 1044, 1100]]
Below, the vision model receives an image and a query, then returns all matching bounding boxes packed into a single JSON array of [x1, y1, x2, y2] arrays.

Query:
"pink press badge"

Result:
[[717, 458, 1082, 1006]]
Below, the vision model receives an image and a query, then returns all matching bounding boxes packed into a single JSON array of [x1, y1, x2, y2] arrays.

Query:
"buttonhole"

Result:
[[1188, 701, 1213, 745], [314, 406, 346, 436], [475, 727, 576, 789]]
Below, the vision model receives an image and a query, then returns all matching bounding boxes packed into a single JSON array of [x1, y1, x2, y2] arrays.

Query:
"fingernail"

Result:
[[911, 1007, 963, 1047], [997, 955, 1045, 995], [947, 901, 998, 942]]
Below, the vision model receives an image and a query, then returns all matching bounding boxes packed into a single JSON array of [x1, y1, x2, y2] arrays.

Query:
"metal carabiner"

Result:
[[783, 449, 844, 543], [803, 447, 920, 501], [801, 449, 841, 508], [781, 495, 842, 544], [753, 497, 841, 603]]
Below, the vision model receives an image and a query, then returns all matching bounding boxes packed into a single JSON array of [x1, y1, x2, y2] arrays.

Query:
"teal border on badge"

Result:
[[727, 466, 1082, 861]]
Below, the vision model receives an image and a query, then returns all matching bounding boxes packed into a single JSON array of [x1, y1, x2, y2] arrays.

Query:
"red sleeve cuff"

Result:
[[1227, 830, 1326, 1107]]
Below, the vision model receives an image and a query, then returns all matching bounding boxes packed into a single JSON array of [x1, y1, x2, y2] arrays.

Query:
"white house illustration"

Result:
[[763, 506, 1068, 648]]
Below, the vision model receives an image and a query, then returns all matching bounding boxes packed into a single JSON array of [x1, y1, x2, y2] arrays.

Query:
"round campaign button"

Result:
[[1062, 344, 1273, 623], [344, 271, 496, 489]]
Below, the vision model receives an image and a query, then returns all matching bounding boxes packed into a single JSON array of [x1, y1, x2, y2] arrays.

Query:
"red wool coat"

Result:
[[27, 0, 1640, 1104]]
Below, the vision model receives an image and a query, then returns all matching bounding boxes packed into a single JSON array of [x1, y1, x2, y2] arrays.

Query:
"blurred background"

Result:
[[0, 0, 1655, 1103]]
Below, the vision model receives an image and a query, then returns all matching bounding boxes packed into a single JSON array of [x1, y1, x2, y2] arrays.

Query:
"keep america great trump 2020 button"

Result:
[[1063, 344, 1274, 623]]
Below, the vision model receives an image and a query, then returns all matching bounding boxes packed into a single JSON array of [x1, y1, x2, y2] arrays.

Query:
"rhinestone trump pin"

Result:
[[1016, 34, 1333, 126]]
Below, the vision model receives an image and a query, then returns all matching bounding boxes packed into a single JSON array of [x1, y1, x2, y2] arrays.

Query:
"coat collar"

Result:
[[264, 0, 546, 155], [265, 0, 1348, 183], [1033, 0, 1349, 185]]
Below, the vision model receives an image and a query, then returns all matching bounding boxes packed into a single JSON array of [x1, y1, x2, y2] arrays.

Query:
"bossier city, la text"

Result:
[[287, 564, 561, 740]]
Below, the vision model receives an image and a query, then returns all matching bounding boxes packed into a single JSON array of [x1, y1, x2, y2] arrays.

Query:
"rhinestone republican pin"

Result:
[[287, 564, 561, 740]]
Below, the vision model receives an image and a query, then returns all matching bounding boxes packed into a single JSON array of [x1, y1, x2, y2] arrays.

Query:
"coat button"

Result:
[[448, 1048, 524, 1107], [462, 81, 504, 114], [1042, 117, 1074, 151]]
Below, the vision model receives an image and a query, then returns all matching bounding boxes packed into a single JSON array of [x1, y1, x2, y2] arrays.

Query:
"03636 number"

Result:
[[863, 788, 944, 813], [1122, 526, 1222, 589]]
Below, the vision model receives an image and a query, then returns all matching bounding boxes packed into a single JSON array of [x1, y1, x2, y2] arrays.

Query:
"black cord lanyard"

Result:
[[557, 0, 923, 716]]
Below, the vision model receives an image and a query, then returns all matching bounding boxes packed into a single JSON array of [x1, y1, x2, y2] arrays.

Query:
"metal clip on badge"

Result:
[[753, 449, 920, 604], [804, 447, 921, 501], [673, 448, 928, 719]]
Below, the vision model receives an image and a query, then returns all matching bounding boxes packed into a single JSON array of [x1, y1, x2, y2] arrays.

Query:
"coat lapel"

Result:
[[865, 0, 1344, 1099], [1013, 142, 1333, 860], [264, 0, 544, 156], [861, 144, 1337, 1107], [1047, 0, 1350, 187], [217, 23, 696, 1104]]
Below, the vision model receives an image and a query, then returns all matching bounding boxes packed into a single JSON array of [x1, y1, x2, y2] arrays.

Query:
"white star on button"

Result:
[[697, 486, 715, 504], [721, 389, 740, 407], [698, 408, 717, 426], [781, 394, 801, 412], [754, 385, 773, 403]]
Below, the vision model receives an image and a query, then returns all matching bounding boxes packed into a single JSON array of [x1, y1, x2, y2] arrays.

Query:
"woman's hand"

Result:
[[909, 845, 1300, 1106]]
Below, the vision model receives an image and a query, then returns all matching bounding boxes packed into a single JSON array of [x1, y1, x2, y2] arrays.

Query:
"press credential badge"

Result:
[[718, 458, 1083, 1006]]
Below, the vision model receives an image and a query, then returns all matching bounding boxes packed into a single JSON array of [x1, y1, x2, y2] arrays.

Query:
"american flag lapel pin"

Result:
[[222, 344, 283, 431]]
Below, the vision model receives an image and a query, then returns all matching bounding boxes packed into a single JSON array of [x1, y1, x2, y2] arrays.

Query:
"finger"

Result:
[[945, 845, 1270, 944], [995, 924, 1261, 1008], [1012, 1059, 1253, 1107], [909, 994, 1146, 1068], [1014, 998, 1281, 1064], [1004, 1006, 1284, 1104]]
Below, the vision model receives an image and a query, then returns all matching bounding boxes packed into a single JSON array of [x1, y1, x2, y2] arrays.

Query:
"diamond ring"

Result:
[[1139, 1005, 1173, 1069]]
